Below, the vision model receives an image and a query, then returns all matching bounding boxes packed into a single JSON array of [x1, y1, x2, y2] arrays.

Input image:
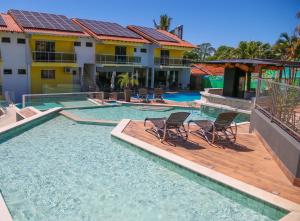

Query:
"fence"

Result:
[[22, 92, 104, 109], [255, 79, 300, 141]]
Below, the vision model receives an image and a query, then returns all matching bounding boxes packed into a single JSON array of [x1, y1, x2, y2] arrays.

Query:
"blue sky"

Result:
[[1, 0, 299, 48]]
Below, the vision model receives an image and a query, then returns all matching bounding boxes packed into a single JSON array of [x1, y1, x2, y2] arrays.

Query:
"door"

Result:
[[115, 46, 126, 64], [160, 50, 169, 65], [35, 41, 55, 61]]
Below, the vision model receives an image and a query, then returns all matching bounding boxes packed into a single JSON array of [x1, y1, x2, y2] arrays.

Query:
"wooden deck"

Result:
[[123, 121, 300, 204]]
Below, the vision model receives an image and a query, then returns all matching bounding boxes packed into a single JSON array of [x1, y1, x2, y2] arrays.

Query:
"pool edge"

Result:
[[111, 119, 300, 220]]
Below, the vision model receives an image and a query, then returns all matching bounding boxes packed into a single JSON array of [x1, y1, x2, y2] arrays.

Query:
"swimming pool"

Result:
[[0, 115, 286, 220], [163, 92, 201, 102], [68, 105, 250, 123]]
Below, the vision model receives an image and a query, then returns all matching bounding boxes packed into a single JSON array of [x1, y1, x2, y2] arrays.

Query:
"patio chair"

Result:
[[153, 88, 164, 103], [188, 112, 239, 144], [138, 88, 148, 102], [144, 112, 190, 142]]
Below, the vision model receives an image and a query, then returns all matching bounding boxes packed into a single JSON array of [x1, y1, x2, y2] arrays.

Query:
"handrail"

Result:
[[154, 57, 191, 66], [32, 51, 77, 63], [95, 54, 141, 65]]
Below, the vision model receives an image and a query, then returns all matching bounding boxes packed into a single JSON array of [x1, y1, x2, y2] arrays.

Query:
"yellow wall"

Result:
[[96, 43, 134, 56], [154, 48, 186, 58], [29, 35, 78, 52], [31, 66, 73, 93]]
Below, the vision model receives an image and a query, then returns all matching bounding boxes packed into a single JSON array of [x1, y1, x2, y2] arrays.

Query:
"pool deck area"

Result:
[[122, 120, 300, 205]]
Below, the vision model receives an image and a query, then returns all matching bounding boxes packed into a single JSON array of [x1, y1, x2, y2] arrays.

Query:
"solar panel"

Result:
[[0, 15, 7, 27], [77, 19, 141, 39], [134, 26, 178, 42], [9, 9, 82, 32]]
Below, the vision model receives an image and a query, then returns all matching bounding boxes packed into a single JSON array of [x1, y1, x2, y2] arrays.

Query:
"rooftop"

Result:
[[191, 64, 224, 76]]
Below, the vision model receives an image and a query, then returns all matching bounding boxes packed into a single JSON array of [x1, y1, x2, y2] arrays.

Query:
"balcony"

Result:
[[96, 54, 141, 65], [32, 51, 77, 63], [154, 57, 191, 67]]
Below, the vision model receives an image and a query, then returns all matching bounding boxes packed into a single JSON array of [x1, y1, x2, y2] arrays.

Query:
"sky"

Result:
[[1, 0, 299, 48]]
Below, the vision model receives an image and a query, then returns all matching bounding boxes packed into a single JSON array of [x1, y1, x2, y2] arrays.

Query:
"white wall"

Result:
[[134, 44, 154, 67], [74, 37, 96, 67], [0, 32, 29, 102], [178, 68, 191, 88]]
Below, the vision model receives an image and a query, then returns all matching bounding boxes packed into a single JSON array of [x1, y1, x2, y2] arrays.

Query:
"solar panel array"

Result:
[[0, 15, 7, 27], [9, 9, 82, 32], [77, 19, 141, 39], [134, 26, 178, 42]]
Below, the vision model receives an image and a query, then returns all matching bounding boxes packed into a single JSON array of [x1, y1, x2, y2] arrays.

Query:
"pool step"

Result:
[[60, 110, 118, 126]]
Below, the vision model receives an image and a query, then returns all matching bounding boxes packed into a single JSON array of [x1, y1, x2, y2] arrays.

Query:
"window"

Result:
[[3, 69, 12, 75], [86, 42, 93, 47], [74, 41, 81, 47], [41, 70, 55, 79], [36, 41, 55, 52], [134, 48, 137, 52], [2, 37, 10, 43], [115, 46, 126, 55], [18, 69, 26, 75], [17, 38, 26, 44], [140, 48, 147, 53]]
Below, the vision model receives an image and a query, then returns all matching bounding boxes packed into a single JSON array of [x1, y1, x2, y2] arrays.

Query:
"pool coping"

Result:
[[111, 119, 300, 221]]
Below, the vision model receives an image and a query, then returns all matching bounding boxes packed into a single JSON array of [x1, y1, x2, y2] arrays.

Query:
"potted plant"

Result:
[[117, 73, 139, 102]]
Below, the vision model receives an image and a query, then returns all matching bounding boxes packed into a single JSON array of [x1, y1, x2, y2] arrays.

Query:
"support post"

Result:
[[145, 68, 149, 88], [166, 70, 170, 89], [151, 68, 155, 88]]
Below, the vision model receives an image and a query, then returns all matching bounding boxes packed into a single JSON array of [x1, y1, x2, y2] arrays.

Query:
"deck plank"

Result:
[[123, 121, 300, 204]]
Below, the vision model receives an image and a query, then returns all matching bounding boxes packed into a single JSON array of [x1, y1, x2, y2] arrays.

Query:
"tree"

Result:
[[273, 32, 300, 61], [208, 45, 235, 60], [183, 43, 215, 61], [153, 14, 172, 31], [234, 41, 273, 59], [117, 73, 139, 89]]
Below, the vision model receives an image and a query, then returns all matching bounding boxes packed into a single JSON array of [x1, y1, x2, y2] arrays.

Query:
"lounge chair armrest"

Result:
[[144, 117, 167, 127]]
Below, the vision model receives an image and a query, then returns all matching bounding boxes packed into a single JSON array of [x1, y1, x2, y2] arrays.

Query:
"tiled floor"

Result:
[[123, 121, 300, 204]]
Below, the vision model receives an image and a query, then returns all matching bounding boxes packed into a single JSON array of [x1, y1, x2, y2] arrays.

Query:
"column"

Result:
[[151, 68, 155, 88], [111, 71, 116, 90], [166, 70, 170, 89], [145, 68, 149, 88]]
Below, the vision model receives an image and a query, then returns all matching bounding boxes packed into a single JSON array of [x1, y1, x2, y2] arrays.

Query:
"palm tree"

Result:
[[274, 32, 299, 61], [153, 14, 172, 31], [117, 73, 139, 89], [234, 41, 273, 59], [209, 45, 235, 60]]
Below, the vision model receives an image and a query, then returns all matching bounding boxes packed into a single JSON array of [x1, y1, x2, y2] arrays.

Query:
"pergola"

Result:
[[200, 59, 300, 99]]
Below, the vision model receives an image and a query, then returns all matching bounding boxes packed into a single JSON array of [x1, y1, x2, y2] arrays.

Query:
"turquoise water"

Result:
[[68, 105, 250, 123], [16, 99, 98, 111], [0, 116, 286, 220], [163, 92, 201, 102]]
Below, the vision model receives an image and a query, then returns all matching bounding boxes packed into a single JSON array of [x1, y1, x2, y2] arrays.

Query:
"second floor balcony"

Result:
[[32, 51, 77, 63], [154, 57, 191, 67], [96, 54, 141, 65]]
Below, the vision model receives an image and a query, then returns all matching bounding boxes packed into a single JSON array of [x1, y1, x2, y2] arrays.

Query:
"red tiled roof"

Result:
[[22, 28, 89, 37], [191, 64, 224, 76], [127, 25, 196, 48], [0, 13, 22, 32], [72, 19, 149, 44]]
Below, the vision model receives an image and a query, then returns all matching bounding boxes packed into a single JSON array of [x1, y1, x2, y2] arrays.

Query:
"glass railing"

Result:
[[32, 51, 77, 63], [154, 57, 191, 66], [96, 54, 141, 65]]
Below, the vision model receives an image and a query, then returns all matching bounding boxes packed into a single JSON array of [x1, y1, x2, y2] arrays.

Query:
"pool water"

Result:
[[0, 116, 286, 220], [163, 92, 201, 102], [16, 99, 98, 111], [68, 105, 250, 123]]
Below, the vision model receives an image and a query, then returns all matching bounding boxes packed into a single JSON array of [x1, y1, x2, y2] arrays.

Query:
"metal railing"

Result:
[[32, 51, 77, 63], [96, 54, 141, 65], [154, 57, 191, 66], [255, 78, 300, 141]]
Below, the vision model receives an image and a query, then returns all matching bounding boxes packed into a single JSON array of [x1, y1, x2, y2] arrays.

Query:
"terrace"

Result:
[[32, 51, 77, 63], [95, 54, 141, 65], [154, 57, 190, 67]]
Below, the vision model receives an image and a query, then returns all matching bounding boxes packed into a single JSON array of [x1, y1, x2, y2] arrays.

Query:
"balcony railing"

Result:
[[96, 54, 141, 65], [154, 57, 191, 66], [32, 51, 77, 63]]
